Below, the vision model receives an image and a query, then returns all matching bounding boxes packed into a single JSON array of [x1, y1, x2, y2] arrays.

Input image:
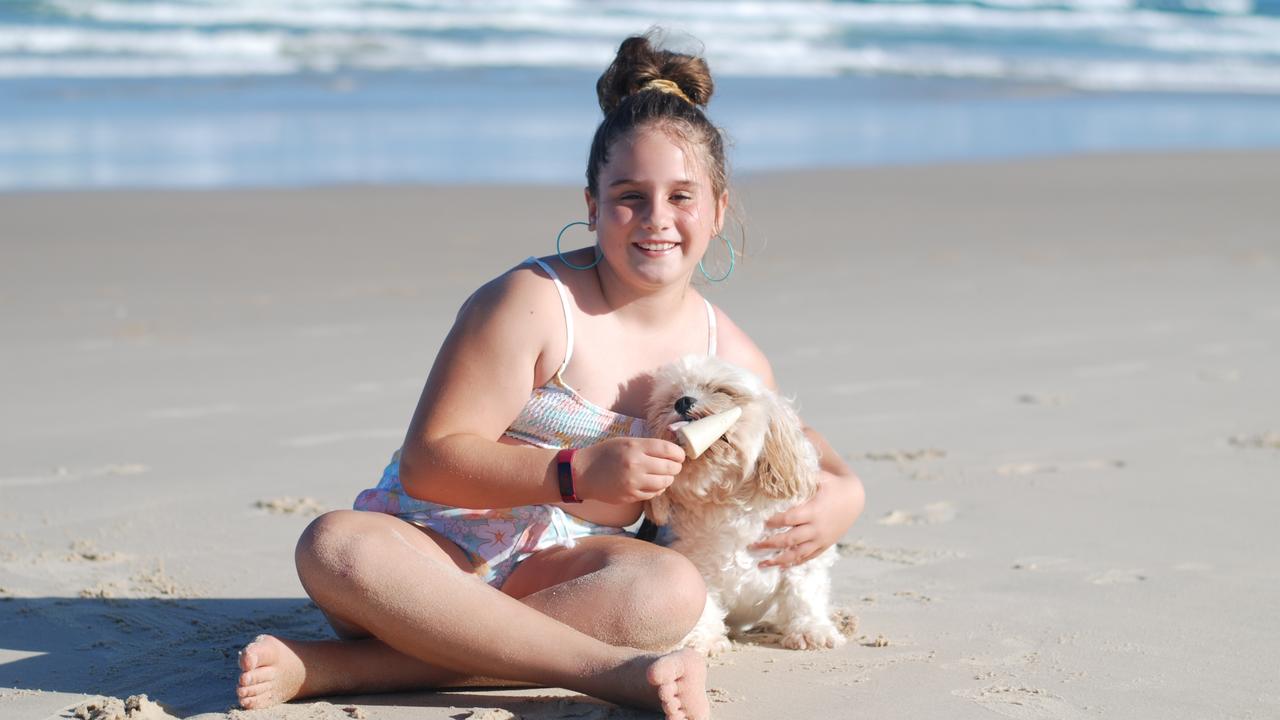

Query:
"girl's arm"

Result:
[[397, 265, 683, 510], [712, 307, 867, 567]]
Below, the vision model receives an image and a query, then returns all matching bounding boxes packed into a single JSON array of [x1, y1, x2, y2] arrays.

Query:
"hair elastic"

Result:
[[556, 221, 602, 270], [699, 234, 735, 282], [642, 78, 692, 104]]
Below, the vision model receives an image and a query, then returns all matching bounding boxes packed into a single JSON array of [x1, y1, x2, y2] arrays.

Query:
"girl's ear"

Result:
[[584, 187, 598, 231], [714, 190, 728, 235]]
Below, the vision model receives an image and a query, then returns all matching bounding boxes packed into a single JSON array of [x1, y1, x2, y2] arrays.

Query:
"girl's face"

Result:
[[586, 127, 727, 289]]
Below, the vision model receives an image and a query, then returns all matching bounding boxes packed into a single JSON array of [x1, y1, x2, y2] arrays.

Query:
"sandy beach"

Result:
[[2, 151, 1278, 719]]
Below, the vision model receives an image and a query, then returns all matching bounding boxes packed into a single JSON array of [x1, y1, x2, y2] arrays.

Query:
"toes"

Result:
[[239, 635, 278, 672], [657, 680, 680, 706], [239, 666, 276, 687], [238, 684, 275, 709], [236, 681, 273, 701], [659, 695, 686, 720]]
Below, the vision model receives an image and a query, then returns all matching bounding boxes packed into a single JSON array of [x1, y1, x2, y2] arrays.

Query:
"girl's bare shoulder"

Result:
[[450, 259, 569, 383], [456, 260, 561, 325], [707, 303, 778, 391]]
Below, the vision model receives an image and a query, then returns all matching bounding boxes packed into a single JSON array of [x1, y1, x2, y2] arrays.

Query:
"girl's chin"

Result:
[[618, 266, 688, 289]]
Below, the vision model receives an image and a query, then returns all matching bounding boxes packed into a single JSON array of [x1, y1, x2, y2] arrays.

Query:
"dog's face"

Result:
[[645, 355, 817, 523]]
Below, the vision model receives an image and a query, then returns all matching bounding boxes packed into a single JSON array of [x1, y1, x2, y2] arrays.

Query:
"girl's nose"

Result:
[[643, 202, 672, 231]]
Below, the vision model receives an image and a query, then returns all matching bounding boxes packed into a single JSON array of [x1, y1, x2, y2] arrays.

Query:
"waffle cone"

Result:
[[675, 406, 742, 458]]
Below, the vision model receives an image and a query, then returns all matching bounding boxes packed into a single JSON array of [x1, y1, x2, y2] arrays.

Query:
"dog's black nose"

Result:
[[674, 396, 696, 419]]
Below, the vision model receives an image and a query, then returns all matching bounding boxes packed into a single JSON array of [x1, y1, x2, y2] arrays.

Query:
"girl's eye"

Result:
[[672, 194, 693, 202]]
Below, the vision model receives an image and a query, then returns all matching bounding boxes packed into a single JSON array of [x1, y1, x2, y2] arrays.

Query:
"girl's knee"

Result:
[[634, 548, 707, 629], [295, 510, 381, 588]]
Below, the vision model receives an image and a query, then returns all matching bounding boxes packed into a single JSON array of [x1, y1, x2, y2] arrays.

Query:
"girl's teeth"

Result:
[[638, 242, 677, 251]]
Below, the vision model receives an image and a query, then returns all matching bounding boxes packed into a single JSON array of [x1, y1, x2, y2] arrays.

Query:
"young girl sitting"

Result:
[[236, 32, 865, 720]]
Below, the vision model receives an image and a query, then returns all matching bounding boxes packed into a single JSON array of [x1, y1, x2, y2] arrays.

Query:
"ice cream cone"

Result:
[[673, 406, 742, 458]]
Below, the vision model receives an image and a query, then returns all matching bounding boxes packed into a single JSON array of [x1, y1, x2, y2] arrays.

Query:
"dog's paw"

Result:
[[781, 623, 847, 651], [683, 633, 734, 657]]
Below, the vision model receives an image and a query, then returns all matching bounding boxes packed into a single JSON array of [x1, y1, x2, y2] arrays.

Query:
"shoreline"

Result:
[[2, 150, 1278, 719], [2, 145, 1277, 196], [5, 68, 1280, 191]]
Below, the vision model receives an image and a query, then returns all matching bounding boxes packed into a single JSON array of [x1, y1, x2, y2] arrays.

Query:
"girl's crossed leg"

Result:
[[236, 510, 710, 720]]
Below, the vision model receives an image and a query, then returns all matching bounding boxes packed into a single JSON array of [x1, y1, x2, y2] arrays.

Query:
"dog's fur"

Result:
[[645, 355, 844, 655]]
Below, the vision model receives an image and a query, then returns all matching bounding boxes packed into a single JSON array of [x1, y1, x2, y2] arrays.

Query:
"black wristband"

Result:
[[556, 448, 582, 503]]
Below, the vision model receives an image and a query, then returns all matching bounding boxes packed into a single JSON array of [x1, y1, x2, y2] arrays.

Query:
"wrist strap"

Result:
[[556, 448, 582, 503]]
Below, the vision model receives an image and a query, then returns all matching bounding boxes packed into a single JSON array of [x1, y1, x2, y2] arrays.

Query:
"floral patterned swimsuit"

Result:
[[353, 256, 718, 587]]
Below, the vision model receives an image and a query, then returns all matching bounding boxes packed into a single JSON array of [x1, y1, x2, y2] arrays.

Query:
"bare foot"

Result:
[[586, 648, 708, 720], [648, 649, 709, 720], [237, 634, 307, 710]]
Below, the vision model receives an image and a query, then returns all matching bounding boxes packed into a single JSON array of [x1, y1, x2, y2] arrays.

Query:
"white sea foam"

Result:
[[2, 0, 1278, 92], [2, 37, 1278, 92]]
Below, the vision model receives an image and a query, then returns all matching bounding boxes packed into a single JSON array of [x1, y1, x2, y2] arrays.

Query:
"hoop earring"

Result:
[[556, 221, 601, 270], [699, 234, 735, 282]]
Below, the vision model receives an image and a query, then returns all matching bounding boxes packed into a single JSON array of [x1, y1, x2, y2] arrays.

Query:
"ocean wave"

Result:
[[9, 12, 1280, 57], [2, 0, 1277, 92], [2, 36, 1278, 92], [43, 0, 1269, 26], [38, 0, 1280, 33]]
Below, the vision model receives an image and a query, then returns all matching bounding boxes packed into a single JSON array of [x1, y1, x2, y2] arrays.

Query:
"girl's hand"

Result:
[[750, 471, 865, 568], [573, 437, 686, 505]]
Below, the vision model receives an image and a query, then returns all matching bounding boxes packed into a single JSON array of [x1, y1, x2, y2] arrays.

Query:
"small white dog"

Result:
[[645, 355, 845, 655]]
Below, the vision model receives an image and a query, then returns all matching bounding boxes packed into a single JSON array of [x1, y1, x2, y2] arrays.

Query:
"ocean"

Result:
[[2, 0, 1279, 190]]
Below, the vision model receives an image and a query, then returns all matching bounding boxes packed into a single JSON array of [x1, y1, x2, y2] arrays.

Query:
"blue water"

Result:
[[3, 0, 1280, 190]]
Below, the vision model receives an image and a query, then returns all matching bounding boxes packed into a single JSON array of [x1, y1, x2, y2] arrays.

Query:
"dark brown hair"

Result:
[[586, 32, 729, 200]]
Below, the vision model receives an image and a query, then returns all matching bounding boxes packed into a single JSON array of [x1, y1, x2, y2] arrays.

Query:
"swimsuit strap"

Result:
[[704, 298, 718, 356], [525, 257, 575, 376], [525, 257, 716, 370]]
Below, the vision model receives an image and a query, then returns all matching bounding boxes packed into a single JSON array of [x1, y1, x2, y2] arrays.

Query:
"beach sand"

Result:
[[2, 151, 1278, 718]]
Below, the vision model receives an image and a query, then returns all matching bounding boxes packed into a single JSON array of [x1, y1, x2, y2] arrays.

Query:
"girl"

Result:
[[236, 33, 865, 720]]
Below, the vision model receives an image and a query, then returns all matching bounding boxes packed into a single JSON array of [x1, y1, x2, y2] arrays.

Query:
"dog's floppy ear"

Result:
[[755, 396, 817, 500], [644, 494, 672, 526]]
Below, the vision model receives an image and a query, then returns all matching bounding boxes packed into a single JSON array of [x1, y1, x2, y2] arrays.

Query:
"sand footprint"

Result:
[[863, 448, 946, 463], [996, 459, 1124, 477], [863, 449, 948, 480], [878, 502, 956, 526], [837, 540, 962, 566], [1228, 432, 1280, 450], [954, 685, 1091, 720], [1088, 569, 1147, 585], [255, 497, 327, 517], [65, 539, 124, 563]]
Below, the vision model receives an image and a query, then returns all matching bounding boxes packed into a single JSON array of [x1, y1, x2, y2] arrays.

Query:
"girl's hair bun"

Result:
[[596, 31, 714, 114]]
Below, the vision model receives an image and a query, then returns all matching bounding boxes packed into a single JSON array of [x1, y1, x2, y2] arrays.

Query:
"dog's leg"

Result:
[[775, 550, 846, 650], [678, 592, 733, 657]]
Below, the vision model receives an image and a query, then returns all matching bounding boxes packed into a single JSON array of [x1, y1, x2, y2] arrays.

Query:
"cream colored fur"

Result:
[[645, 355, 844, 655]]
